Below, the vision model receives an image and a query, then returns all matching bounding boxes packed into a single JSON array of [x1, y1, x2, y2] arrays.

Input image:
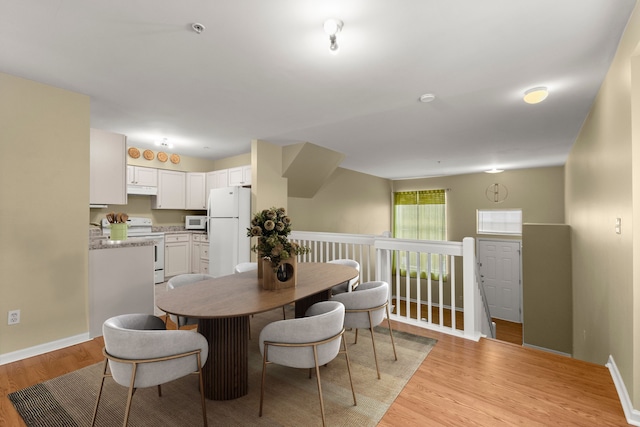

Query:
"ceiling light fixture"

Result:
[[523, 86, 549, 104], [155, 138, 174, 149], [323, 19, 343, 54], [485, 168, 504, 174], [419, 93, 436, 103]]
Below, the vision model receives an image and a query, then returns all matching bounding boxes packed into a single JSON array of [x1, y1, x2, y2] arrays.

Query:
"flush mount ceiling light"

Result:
[[485, 168, 504, 174], [323, 19, 343, 54], [419, 93, 436, 103], [523, 86, 549, 104]]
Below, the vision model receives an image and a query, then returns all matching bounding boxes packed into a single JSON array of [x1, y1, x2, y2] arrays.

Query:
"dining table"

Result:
[[155, 262, 358, 400]]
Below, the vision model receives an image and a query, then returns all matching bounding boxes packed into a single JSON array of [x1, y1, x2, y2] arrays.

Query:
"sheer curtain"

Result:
[[393, 190, 447, 279]]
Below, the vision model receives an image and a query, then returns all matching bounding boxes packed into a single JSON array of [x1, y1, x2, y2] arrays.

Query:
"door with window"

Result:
[[478, 239, 522, 322]]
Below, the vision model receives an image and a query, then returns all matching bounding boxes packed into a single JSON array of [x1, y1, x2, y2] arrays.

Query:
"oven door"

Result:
[[138, 234, 165, 284]]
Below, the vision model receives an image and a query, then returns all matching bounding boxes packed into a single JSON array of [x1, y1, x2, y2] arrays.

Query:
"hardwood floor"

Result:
[[0, 317, 627, 426]]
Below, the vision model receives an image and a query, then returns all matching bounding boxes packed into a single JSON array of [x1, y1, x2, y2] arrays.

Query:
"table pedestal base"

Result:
[[294, 290, 331, 318], [198, 316, 249, 400]]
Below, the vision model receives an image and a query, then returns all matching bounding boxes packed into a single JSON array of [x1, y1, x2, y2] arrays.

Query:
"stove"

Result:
[[101, 217, 165, 284]]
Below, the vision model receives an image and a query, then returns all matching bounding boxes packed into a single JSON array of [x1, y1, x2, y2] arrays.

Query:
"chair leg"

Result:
[[91, 358, 109, 427], [368, 311, 382, 379], [312, 345, 327, 427], [341, 335, 357, 406], [386, 304, 398, 361], [197, 353, 208, 427], [123, 363, 138, 427], [354, 328, 359, 344], [259, 347, 268, 417]]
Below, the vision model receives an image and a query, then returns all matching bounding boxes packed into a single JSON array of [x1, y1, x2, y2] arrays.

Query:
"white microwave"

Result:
[[185, 215, 207, 230]]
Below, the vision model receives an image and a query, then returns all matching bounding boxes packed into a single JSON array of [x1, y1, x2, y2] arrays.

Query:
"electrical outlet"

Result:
[[8, 309, 20, 325]]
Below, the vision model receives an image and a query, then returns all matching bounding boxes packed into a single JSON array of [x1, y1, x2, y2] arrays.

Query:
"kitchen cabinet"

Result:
[[191, 233, 209, 273], [165, 233, 191, 277], [228, 165, 251, 186], [90, 128, 126, 205], [186, 172, 206, 210], [152, 170, 186, 209], [127, 165, 157, 186], [206, 169, 228, 196]]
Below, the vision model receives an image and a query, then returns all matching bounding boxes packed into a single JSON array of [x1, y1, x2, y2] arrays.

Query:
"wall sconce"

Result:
[[323, 19, 343, 54]]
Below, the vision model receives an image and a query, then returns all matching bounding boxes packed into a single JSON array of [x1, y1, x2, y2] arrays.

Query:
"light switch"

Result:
[[616, 218, 622, 234]]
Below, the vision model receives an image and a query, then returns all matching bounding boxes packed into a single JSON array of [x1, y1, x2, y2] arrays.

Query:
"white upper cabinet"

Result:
[[127, 166, 157, 186], [186, 172, 206, 210], [90, 128, 126, 205], [206, 169, 229, 195], [228, 165, 251, 186], [152, 170, 186, 209]]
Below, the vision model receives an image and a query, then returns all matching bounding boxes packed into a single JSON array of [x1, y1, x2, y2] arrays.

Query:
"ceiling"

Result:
[[1, 0, 635, 180]]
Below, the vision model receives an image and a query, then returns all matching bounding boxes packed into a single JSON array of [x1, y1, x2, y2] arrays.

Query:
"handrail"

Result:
[[290, 231, 488, 341]]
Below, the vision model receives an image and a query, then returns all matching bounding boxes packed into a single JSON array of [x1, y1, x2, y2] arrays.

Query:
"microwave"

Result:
[[185, 215, 207, 230]]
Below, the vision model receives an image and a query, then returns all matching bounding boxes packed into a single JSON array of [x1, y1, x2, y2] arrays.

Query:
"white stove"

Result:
[[101, 217, 165, 284]]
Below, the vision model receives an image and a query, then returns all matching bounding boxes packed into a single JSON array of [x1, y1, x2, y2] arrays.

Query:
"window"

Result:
[[393, 190, 447, 279], [477, 209, 522, 235]]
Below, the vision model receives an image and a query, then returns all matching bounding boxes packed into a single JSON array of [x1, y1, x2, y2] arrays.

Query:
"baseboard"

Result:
[[0, 333, 91, 366], [607, 355, 640, 426], [522, 343, 571, 357]]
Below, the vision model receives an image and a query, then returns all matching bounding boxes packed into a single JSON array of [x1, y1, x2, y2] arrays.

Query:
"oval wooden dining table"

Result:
[[156, 262, 358, 400]]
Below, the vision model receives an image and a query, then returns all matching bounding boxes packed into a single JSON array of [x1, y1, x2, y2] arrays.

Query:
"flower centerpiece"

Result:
[[247, 207, 310, 289]]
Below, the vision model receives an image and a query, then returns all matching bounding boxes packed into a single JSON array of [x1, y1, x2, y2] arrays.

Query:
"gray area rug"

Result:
[[9, 307, 436, 426]]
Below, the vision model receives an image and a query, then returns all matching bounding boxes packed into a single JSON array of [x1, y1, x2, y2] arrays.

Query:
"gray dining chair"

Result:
[[91, 313, 209, 427], [258, 301, 357, 426], [234, 262, 258, 273], [328, 259, 360, 294], [166, 273, 215, 328], [331, 281, 397, 379]]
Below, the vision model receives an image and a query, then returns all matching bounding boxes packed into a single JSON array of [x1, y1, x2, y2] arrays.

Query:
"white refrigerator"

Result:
[[207, 186, 251, 277]]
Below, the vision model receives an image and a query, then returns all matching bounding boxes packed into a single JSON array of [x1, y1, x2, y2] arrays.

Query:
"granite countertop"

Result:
[[88, 227, 206, 250]]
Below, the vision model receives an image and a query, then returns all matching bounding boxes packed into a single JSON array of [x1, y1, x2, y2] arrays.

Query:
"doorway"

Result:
[[478, 239, 522, 323]]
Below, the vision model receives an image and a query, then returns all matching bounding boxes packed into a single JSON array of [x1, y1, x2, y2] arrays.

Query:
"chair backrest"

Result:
[[331, 281, 389, 329], [235, 262, 258, 273], [259, 301, 345, 369], [167, 273, 215, 290], [328, 259, 360, 288], [103, 313, 209, 388]]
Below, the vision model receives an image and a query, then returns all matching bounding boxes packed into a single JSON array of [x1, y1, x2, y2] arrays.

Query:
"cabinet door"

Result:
[[153, 170, 186, 209], [135, 167, 158, 186], [206, 170, 228, 195], [165, 235, 191, 277], [228, 166, 251, 186], [191, 241, 201, 273], [90, 128, 126, 205], [186, 172, 206, 210]]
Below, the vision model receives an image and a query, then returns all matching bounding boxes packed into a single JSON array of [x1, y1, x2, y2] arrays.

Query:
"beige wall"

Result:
[[288, 168, 392, 235], [566, 4, 640, 407], [392, 166, 565, 241], [127, 152, 217, 172], [0, 73, 90, 354]]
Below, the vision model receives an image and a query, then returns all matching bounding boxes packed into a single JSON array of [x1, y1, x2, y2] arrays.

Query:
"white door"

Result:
[[478, 239, 522, 322]]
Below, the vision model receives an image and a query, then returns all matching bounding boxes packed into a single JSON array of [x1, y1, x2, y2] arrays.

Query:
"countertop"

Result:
[[88, 227, 206, 250]]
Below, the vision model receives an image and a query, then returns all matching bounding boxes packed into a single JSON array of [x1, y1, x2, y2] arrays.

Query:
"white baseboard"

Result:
[[0, 333, 91, 366], [522, 343, 571, 357], [607, 355, 640, 426]]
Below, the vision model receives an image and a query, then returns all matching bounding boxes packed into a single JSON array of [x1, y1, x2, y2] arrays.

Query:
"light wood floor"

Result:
[[0, 318, 627, 426]]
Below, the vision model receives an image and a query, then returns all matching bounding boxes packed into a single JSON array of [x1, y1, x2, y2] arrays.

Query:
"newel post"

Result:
[[462, 237, 479, 339]]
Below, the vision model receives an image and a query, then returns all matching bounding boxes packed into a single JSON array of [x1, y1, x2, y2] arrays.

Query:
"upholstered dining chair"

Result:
[[331, 281, 397, 379], [328, 258, 360, 294], [166, 273, 215, 328], [234, 261, 258, 273], [91, 313, 209, 427], [258, 301, 357, 426]]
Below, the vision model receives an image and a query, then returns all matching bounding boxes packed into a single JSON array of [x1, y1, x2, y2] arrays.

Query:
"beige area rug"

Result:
[[9, 307, 436, 426]]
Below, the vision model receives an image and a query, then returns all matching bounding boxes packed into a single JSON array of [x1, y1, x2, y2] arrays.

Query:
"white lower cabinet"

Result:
[[165, 233, 191, 277], [191, 233, 209, 274]]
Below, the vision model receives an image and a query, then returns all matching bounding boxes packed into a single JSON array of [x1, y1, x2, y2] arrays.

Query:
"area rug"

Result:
[[9, 308, 436, 426]]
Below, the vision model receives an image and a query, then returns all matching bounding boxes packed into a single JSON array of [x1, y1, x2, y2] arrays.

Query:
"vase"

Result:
[[257, 238, 264, 284], [261, 256, 297, 290]]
